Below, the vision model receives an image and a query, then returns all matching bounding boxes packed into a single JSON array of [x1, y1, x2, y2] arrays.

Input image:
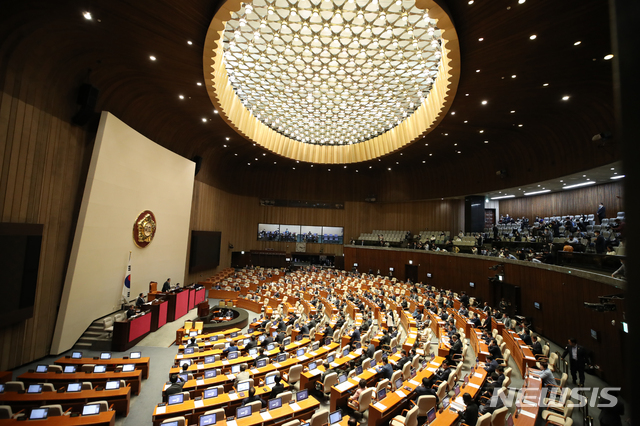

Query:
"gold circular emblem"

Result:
[[133, 210, 156, 248]]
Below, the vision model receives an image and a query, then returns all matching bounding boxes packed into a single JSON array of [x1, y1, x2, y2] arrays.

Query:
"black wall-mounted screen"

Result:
[[189, 231, 221, 273], [0, 223, 44, 328]]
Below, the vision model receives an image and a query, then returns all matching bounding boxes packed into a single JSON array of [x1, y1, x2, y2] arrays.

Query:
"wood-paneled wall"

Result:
[[344, 246, 627, 389], [499, 182, 624, 221], [186, 180, 464, 282], [0, 73, 91, 370]]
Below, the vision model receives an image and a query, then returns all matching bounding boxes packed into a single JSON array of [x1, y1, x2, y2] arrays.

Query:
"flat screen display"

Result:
[[29, 408, 48, 420], [71, 351, 83, 359], [130, 352, 141, 359], [63, 365, 77, 373], [122, 364, 135, 372], [82, 404, 100, 416], [329, 410, 342, 424], [427, 408, 436, 423], [100, 353, 111, 360], [199, 413, 216, 426], [237, 381, 250, 392], [93, 365, 106, 373], [27, 384, 42, 394], [204, 388, 218, 399], [377, 388, 386, 400], [277, 353, 286, 362], [67, 383, 82, 392], [228, 351, 239, 360], [266, 375, 276, 385], [105, 381, 120, 390], [35, 365, 47, 373], [296, 389, 309, 402], [268, 398, 282, 410], [257, 359, 267, 368], [205, 369, 216, 379], [204, 356, 215, 364], [168, 394, 184, 405], [237, 405, 252, 419]]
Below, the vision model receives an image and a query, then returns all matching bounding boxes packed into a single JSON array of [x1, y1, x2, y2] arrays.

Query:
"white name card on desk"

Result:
[[222, 360, 229, 365], [395, 390, 406, 398], [330, 362, 339, 368], [226, 421, 238, 426], [409, 380, 420, 386], [290, 403, 301, 411], [196, 379, 205, 386], [474, 372, 483, 379], [525, 356, 536, 360], [251, 368, 260, 374], [347, 354, 356, 359], [368, 368, 378, 374], [176, 354, 183, 359], [374, 402, 387, 411], [156, 406, 166, 415], [227, 374, 236, 380], [310, 369, 321, 376], [194, 400, 204, 409], [260, 411, 272, 420], [298, 355, 309, 361], [427, 367, 437, 372], [467, 383, 480, 389], [520, 410, 537, 419], [273, 363, 281, 368], [335, 382, 354, 392], [229, 392, 239, 400]]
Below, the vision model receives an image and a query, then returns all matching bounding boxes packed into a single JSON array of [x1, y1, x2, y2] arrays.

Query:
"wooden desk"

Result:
[[329, 365, 380, 411], [55, 357, 150, 380], [0, 387, 131, 416], [469, 330, 490, 362], [112, 312, 152, 352], [18, 370, 142, 396], [501, 329, 537, 376], [166, 290, 190, 322], [0, 411, 115, 426], [513, 373, 544, 426]]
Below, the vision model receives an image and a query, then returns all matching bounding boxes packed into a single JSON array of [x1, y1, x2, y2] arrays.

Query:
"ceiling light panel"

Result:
[[221, 0, 443, 146]]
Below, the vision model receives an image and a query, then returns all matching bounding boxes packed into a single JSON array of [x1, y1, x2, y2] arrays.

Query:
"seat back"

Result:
[[203, 408, 225, 420], [81, 382, 93, 390], [402, 361, 412, 381], [81, 364, 96, 373], [491, 407, 508, 426], [375, 379, 389, 394], [161, 417, 186, 426], [477, 413, 492, 426], [323, 373, 338, 393], [411, 354, 420, 370], [504, 367, 512, 379], [416, 395, 437, 416], [194, 321, 203, 331], [0, 406, 13, 420], [404, 405, 420, 426], [277, 391, 293, 404], [558, 372, 568, 388], [5, 381, 24, 392], [310, 410, 329, 426], [436, 381, 447, 400], [41, 383, 55, 392], [357, 388, 374, 413], [103, 317, 113, 329], [247, 400, 262, 413], [40, 405, 64, 416], [391, 371, 403, 390], [503, 376, 511, 388], [362, 358, 372, 370], [374, 350, 383, 364], [288, 365, 303, 383], [282, 420, 301, 426]]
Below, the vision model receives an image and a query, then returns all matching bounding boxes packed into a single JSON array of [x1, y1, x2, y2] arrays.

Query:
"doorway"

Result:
[[405, 264, 418, 283]]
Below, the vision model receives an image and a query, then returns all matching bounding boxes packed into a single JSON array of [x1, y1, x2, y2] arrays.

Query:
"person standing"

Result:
[[597, 203, 606, 224], [561, 338, 588, 386], [162, 278, 171, 292]]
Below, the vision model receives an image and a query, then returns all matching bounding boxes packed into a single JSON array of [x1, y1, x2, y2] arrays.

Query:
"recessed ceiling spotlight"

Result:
[[83, 11, 92, 20], [484, 140, 489, 143], [511, 75, 516, 78], [574, 41, 581, 46], [201, 118, 207, 122], [481, 100, 488, 105], [604, 54, 614, 60], [388, 168, 391, 171], [463, 120, 468, 123], [223, 145, 227, 147], [518, 0, 526, 3], [149, 56, 156, 61], [529, 34, 537, 40], [478, 38, 484, 41], [611, 175, 625, 180], [187, 40, 193, 45], [451, 112, 455, 115], [179, 95, 184, 99], [562, 95, 570, 101], [510, 110, 515, 113], [429, 153, 433, 156], [263, 153, 266, 156], [476, 69, 481, 73], [214, 110, 219, 114], [197, 82, 202, 86], [543, 83, 549, 87], [465, 94, 469, 96], [226, 137, 230, 140], [468, 0, 474, 4], [518, 124, 523, 127], [479, 130, 484, 133]]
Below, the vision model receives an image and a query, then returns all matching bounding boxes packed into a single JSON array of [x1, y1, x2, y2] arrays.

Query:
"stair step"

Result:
[[74, 342, 92, 348]]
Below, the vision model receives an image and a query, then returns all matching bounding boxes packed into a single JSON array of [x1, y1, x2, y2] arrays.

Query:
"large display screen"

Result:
[[258, 224, 343, 244]]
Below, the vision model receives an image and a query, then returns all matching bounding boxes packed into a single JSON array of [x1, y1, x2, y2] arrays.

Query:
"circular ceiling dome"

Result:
[[205, 0, 460, 163]]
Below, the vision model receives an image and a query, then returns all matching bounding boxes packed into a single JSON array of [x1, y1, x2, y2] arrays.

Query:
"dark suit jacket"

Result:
[[450, 340, 462, 356], [162, 281, 171, 292], [435, 367, 452, 382], [269, 383, 286, 400], [351, 329, 361, 342], [488, 345, 502, 360], [165, 382, 184, 396], [380, 364, 394, 380], [531, 341, 543, 356], [561, 344, 588, 366], [460, 402, 479, 426], [242, 394, 266, 408], [136, 297, 144, 307], [414, 385, 438, 403]]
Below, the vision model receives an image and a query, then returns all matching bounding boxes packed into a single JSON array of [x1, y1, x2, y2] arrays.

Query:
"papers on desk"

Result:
[[194, 400, 204, 409], [298, 355, 309, 361], [273, 363, 281, 368], [336, 382, 354, 392], [290, 403, 301, 411], [347, 354, 356, 359], [229, 392, 239, 400], [260, 411, 272, 420], [454, 396, 465, 405], [197, 364, 204, 369], [196, 379, 205, 386], [156, 406, 166, 414], [451, 402, 466, 412], [222, 360, 229, 365], [520, 410, 537, 419], [251, 368, 260, 374], [467, 383, 480, 389], [395, 390, 406, 398], [409, 380, 420, 386], [310, 369, 322, 376], [474, 372, 483, 379], [227, 374, 236, 380], [226, 421, 238, 426], [426, 367, 437, 373], [176, 354, 184, 359], [330, 362, 339, 368], [368, 368, 378, 374], [374, 402, 387, 411]]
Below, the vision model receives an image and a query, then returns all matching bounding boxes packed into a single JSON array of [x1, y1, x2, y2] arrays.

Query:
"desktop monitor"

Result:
[[411, 368, 417, 378], [29, 408, 48, 420], [356, 365, 363, 375], [204, 388, 218, 399], [338, 374, 347, 384], [231, 365, 241, 374], [199, 413, 217, 426], [470, 367, 475, 377], [464, 374, 469, 385], [231, 332, 238, 338], [163, 422, 179, 426], [257, 359, 268, 368], [427, 408, 437, 424], [35, 365, 48, 373], [130, 351, 141, 359], [181, 359, 193, 366], [395, 378, 403, 390], [268, 397, 282, 410], [243, 338, 251, 346], [272, 331, 278, 338], [301, 423, 310, 426], [204, 369, 217, 379], [377, 388, 387, 400], [189, 331, 198, 337], [105, 381, 120, 390], [237, 381, 251, 392], [122, 364, 135, 372], [178, 374, 189, 383], [27, 384, 43, 394], [248, 328, 254, 333], [210, 336, 218, 342], [228, 351, 239, 360], [296, 389, 309, 402], [100, 352, 112, 360], [267, 343, 275, 351], [277, 353, 287, 362], [422, 360, 428, 369], [296, 348, 305, 357], [430, 352, 435, 360], [442, 396, 450, 409], [237, 405, 252, 419], [354, 342, 361, 349], [325, 338, 332, 346], [0, 384, 4, 393], [296, 334, 303, 341], [71, 351, 83, 359], [204, 356, 215, 364], [312, 342, 320, 351], [258, 335, 266, 342], [66, 383, 81, 392], [453, 384, 461, 397], [168, 393, 184, 405], [342, 348, 350, 357], [329, 410, 342, 425], [308, 362, 317, 371], [249, 348, 258, 356], [184, 347, 194, 354], [82, 404, 100, 416], [266, 375, 276, 385], [391, 347, 397, 354], [327, 355, 335, 363], [63, 365, 77, 373]]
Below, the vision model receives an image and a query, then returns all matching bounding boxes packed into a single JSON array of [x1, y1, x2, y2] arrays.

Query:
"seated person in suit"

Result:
[[395, 349, 411, 371], [483, 356, 499, 374], [350, 327, 361, 343], [254, 348, 268, 367], [519, 328, 533, 346], [268, 374, 285, 400], [479, 381, 505, 415], [186, 337, 199, 349], [242, 386, 266, 408], [316, 362, 336, 391], [470, 313, 482, 328], [488, 340, 502, 360], [458, 393, 479, 426], [223, 342, 239, 355], [244, 335, 257, 351], [414, 377, 439, 404], [363, 339, 376, 359], [531, 335, 543, 356], [434, 360, 452, 382], [126, 305, 137, 319], [538, 361, 556, 387], [380, 356, 394, 380], [449, 334, 463, 357], [235, 364, 251, 386], [299, 324, 310, 337], [136, 293, 145, 307], [162, 278, 171, 292], [165, 374, 185, 396]]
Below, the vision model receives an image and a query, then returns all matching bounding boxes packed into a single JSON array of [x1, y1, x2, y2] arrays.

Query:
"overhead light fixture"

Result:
[[563, 181, 596, 189], [149, 56, 156, 61], [524, 189, 551, 196], [518, 0, 526, 3], [604, 54, 614, 60], [179, 95, 184, 99], [83, 11, 92, 20], [201, 118, 207, 122], [481, 100, 488, 105], [610, 175, 625, 180], [562, 95, 570, 101], [491, 195, 515, 200], [187, 40, 193, 45], [529, 34, 537, 40], [574, 41, 581, 46]]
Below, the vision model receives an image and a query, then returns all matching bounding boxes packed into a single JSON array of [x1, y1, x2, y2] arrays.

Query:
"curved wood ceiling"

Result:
[[0, 0, 619, 202]]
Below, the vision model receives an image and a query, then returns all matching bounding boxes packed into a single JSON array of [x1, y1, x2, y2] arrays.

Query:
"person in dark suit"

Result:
[[458, 393, 479, 426], [449, 335, 462, 358], [483, 356, 499, 374], [470, 313, 481, 328], [299, 324, 310, 337], [597, 203, 606, 224], [126, 305, 137, 319], [530, 335, 543, 356], [223, 342, 239, 355], [434, 360, 452, 382], [594, 230, 606, 254], [165, 374, 185, 396], [395, 349, 411, 371], [380, 357, 394, 380], [268, 374, 285, 400], [413, 377, 439, 403], [162, 278, 171, 292], [186, 337, 198, 349], [350, 327, 361, 344], [244, 336, 257, 351], [459, 291, 469, 306], [519, 328, 533, 346], [561, 338, 588, 385], [254, 348, 268, 367], [135, 293, 145, 307], [242, 386, 266, 408], [364, 340, 376, 359]]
